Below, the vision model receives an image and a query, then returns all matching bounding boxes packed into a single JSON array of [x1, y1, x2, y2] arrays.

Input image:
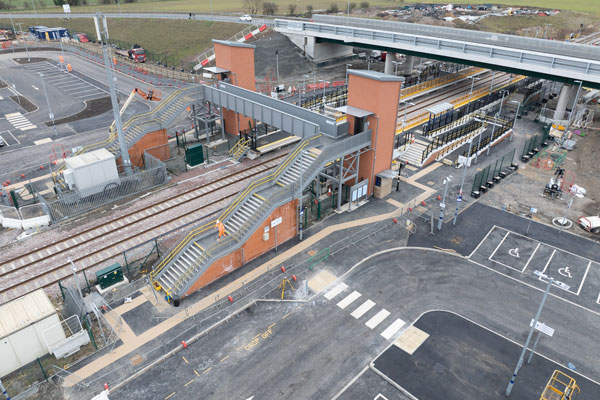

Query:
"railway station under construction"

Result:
[[1, 12, 599, 400]]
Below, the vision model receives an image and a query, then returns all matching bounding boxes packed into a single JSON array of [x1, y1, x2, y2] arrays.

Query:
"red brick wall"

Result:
[[185, 199, 298, 295], [117, 129, 169, 168]]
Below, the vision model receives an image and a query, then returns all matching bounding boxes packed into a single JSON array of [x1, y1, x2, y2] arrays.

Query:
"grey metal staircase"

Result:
[[150, 130, 372, 300]]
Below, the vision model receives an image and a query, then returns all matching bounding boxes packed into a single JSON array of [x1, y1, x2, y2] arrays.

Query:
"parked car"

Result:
[[240, 14, 252, 22], [577, 215, 600, 234], [0, 136, 5, 147]]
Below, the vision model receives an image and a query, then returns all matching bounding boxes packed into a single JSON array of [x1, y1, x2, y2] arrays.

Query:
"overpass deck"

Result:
[[275, 15, 600, 89]]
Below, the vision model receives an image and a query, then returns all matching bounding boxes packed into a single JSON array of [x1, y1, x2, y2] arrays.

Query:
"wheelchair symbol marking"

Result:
[[508, 248, 520, 258], [558, 266, 572, 279]]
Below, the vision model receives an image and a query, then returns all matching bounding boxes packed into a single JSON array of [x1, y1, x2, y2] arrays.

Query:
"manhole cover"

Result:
[[427, 181, 435, 186], [307, 250, 317, 257], [450, 236, 463, 245], [130, 354, 143, 366]]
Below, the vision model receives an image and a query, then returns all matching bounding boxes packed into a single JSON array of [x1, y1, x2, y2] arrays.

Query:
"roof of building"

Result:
[[335, 105, 373, 118], [348, 70, 405, 82], [65, 148, 115, 170], [0, 289, 56, 339], [426, 102, 454, 115], [203, 66, 230, 74], [212, 39, 256, 49]]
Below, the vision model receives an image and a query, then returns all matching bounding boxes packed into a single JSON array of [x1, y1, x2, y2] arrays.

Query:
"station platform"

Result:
[[256, 130, 301, 155]]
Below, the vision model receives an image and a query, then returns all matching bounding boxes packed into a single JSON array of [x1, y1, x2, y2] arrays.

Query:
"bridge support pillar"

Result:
[[402, 55, 415, 76], [347, 70, 404, 196], [553, 84, 572, 121], [384, 53, 395, 75], [213, 40, 257, 135]]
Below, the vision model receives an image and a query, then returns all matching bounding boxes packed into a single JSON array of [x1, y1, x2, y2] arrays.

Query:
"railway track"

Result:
[[0, 154, 287, 305], [397, 71, 513, 124]]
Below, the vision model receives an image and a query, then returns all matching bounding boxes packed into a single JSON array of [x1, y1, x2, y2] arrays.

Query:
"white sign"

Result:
[[530, 319, 555, 337], [271, 217, 282, 228], [440, 203, 446, 209], [530, 207, 538, 213], [63, 4, 71, 13]]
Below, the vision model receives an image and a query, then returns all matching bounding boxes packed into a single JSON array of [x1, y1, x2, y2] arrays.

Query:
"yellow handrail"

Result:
[[150, 135, 321, 281]]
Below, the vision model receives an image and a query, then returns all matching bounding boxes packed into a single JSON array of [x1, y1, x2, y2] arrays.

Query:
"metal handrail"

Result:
[[149, 134, 322, 281], [168, 130, 372, 296]]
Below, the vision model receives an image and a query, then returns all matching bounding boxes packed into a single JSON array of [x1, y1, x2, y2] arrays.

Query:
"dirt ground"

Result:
[[484, 102, 600, 241]]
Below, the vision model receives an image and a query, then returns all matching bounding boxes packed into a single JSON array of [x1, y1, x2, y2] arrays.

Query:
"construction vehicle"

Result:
[[72, 32, 89, 43], [115, 44, 146, 63], [134, 88, 161, 101], [539, 370, 580, 400]]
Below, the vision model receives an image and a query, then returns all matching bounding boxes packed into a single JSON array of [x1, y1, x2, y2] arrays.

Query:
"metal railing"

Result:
[[400, 67, 484, 99], [169, 130, 373, 296]]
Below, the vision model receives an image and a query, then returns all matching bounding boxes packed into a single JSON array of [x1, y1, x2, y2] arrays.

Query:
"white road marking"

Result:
[[324, 283, 348, 300], [5, 112, 36, 131], [337, 291, 361, 309], [0, 134, 9, 147], [488, 231, 509, 260], [31, 85, 39, 91], [381, 318, 405, 340], [350, 300, 376, 319], [577, 261, 591, 296], [365, 309, 391, 329]]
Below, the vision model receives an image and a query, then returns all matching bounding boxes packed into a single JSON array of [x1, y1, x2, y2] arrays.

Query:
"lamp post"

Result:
[[38, 73, 57, 138], [319, 79, 329, 113], [453, 139, 473, 225], [565, 80, 582, 135], [275, 49, 280, 86], [509, 100, 521, 142], [299, 74, 309, 107], [506, 271, 569, 396], [345, 63, 352, 84], [437, 176, 452, 231], [466, 76, 480, 115], [399, 101, 415, 134]]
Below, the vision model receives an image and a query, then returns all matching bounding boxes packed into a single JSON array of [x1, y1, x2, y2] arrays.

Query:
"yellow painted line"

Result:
[[202, 367, 212, 375], [220, 355, 230, 363], [276, 181, 285, 187], [282, 313, 290, 319], [268, 323, 276, 329], [165, 392, 176, 400], [256, 136, 300, 151], [184, 379, 195, 387], [182, 356, 189, 364], [254, 194, 266, 201], [194, 369, 200, 377]]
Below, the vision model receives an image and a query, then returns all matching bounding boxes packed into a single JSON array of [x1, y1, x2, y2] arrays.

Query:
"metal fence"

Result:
[[43, 161, 168, 222], [471, 148, 516, 193]]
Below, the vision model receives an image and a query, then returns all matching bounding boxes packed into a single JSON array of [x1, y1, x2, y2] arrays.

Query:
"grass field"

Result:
[[0, 17, 244, 68], [6, 0, 599, 15]]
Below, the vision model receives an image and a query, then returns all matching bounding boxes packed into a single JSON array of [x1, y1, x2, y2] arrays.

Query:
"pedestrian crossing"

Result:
[[5, 112, 36, 131], [324, 282, 406, 341]]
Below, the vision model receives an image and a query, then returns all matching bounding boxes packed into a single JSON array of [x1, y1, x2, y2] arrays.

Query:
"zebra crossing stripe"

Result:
[[324, 283, 348, 300], [381, 319, 406, 340], [337, 291, 361, 309], [350, 300, 376, 319], [365, 309, 391, 329]]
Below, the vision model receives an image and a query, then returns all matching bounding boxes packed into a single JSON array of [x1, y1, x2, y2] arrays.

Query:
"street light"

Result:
[[565, 80, 583, 135], [38, 73, 57, 138], [399, 100, 415, 133], [319, 79, 330, 113], [466, 76, 480, 115], [453, 138, 473, 225], [275, 49, 280, 86], [506, 271, 569, 396], [437, 176, 452, 231], [299, 74, 309, 107], [345, 63, 353, 84], [509, 100, 521, 142]]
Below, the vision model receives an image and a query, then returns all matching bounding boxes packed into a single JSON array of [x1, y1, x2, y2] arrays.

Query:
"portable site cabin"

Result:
[[0, 289, 66, 378]]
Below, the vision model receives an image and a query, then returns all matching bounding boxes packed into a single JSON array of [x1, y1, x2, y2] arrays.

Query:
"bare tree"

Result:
[[288, 3, 297, 16], [305, 5, 314, 17], [262, 1, 278, 15], [349, 2, 357, 12], [243, 0, 263, 15]]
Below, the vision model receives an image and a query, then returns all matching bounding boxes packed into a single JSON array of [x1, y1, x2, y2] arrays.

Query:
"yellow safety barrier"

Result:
[[540, 370, 580, 400]]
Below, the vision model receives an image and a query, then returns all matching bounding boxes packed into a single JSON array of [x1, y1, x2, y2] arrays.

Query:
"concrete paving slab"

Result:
[[308, 269, 337, 293], [393, 325, 429, 355]]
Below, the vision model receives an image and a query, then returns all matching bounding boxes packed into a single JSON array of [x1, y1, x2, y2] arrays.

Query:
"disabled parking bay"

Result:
[[489, 231, 540, 273]]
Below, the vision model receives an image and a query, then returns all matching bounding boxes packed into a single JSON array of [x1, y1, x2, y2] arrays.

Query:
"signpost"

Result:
[[526, 207, 537, 236]]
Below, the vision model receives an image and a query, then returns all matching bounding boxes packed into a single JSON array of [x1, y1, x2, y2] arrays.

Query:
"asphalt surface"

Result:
[[108, 204, 600, 399], [373, 311, 600, 400]]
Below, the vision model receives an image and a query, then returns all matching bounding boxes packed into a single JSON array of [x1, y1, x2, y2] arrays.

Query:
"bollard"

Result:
[[421, 201, 426, 206], [181, 341, 187, 349], [67, 64, 72, 72], [292, 275, 297, 282], [281, 266, 286, 273], [40, 165, 44, 169], [5, 180, 10, 185], [20, 174, 25, 178], [408, 207, 412, 212], [228, 295, 233, 303], [104, 383, 109, 391], [437, 195, 441, 201], [392, 218, 398, 224]]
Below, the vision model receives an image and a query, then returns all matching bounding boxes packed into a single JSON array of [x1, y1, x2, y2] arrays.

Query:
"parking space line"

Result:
[[184, 379, 194, 387], [365, 309, 390, 329], [577, 261, 591, 296], [522, 242, 541, 273], [488, 231, 509, 260], [350, 300, 376, 319], [337, 291, 361, 309], [468, 225, 497, 258], [164, 392, 176, 400], [0, 134, 9, 147], [541, 249, 556, 275], [597, 291, 600, 305], [381, 318, 406, 340], [324, 283, 348, 300]]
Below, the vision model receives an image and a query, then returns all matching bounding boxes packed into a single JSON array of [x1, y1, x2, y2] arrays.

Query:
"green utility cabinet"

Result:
[[96, 263, 124, 290], [185, 143, 205, 166]]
